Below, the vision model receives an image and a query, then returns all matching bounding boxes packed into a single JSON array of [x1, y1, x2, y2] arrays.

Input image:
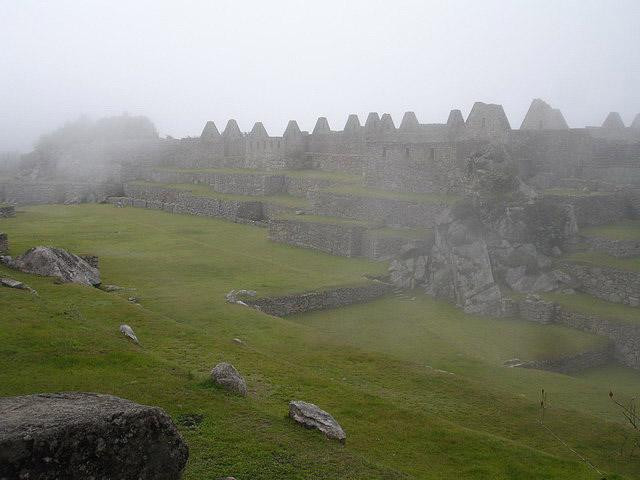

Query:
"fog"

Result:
[[1, 0, 639, 152]]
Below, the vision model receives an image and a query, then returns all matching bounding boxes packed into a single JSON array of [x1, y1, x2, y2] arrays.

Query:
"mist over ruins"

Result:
[[1, 2, 640, 479]]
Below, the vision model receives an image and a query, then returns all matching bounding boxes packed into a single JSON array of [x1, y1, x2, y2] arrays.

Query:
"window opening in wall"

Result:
[[481, 118, 486, 128], [405, 147, 410, 158], [430, 148, 436, 161], [382, 147, 387, 159]]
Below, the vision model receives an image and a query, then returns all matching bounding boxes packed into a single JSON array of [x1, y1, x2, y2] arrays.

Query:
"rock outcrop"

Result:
[[288, 400, 346, 443], [425, 213, 503, 316], [0, 392, 189, 480], [1, 246, 100, 286], [211, 362, 247, 396]]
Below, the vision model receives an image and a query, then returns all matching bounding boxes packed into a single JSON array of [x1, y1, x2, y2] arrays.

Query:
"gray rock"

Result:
[[119, 324, 139, 344], [0, 392, 188, 480], [211, 362, 247, 396], [288, 400, 346, 443], [0, 277, 35, 293], [1, 246, 100, 286]]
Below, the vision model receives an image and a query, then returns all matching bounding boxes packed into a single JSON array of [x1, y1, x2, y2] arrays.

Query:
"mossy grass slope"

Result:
[[1, 205, 639, 479]]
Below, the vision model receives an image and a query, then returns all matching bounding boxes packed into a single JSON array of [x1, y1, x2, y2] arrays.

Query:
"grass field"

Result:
[[1, 205, 640, 479]]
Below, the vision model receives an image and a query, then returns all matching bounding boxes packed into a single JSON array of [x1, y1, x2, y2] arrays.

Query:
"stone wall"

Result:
[[143, 169, 286, 196], [309, 190, 447, 227], [268, 218, 366, 257], [282, 175, 340, 197], [560, 262, 640, 307], [542, 192, 629, 227], [517, 295, 640, 369], [555, 308, 640, 369], [0, 232, 8, 255], [0, 182, 122, 206], [363, 142, 465, 194], [120, 183, 296, 224], [246, 282, 392, 317], [518, 295, 557, 324], [517, 344, 613, 374], [0, 205, 15, 217], [585, 236, 640, 258]]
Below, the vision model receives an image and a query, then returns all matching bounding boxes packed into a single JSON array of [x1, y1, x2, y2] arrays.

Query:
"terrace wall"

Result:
[[246, 282, 392, 317], [560, 262, 640, 307], [309, 190, 447, 227], [0, 182, 122, 206], [518, 296, 640, 369], [585, 236, 640, 258], [268, 218, 366, 257]]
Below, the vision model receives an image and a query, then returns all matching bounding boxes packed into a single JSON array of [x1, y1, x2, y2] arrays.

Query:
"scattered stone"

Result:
[[295, 210, 305, 215], [288, 400, 346, 443], [0, 246, 100, 286], [128, 296, 140, 303], [119, 324, 139, 344], [0, 392, 188, 480], [551, 246, 562, 257], [0, 277, 35, 294], [232, 338, 245, 345], [211, 362, 247, 396]]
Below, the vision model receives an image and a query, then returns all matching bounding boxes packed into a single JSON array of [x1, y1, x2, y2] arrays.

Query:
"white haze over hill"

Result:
[[1, 0, 639, 152]]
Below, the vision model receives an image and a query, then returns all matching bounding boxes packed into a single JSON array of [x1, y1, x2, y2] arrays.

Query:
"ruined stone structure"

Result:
[[3, 97, 640, 374]]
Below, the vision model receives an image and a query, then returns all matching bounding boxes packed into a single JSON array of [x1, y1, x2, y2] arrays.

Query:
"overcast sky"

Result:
[[1, 0, 639, 152]]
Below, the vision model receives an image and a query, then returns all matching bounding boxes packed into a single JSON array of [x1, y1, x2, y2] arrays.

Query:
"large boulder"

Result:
[[211, 363, 247, 396], [425, 216, 503, 316], [288, 401, 346, 443], [0, 392, 188, 480], [1, 246, 100, 286]]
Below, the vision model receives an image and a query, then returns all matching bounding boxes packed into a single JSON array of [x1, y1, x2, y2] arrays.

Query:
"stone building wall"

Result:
[[560, 262, 640, 307], [268, 219, 366, 257], [309, 190, 447, 227], [363, 142, 465, 194], [246, 282, 392, 317], [542, 192, 629, 227]]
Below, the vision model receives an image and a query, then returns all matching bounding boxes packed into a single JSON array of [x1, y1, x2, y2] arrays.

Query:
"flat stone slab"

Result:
[[288, 400, 346, 443], [0, 392, 189, 480]]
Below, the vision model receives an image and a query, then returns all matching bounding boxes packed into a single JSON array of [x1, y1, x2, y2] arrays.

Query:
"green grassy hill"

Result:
[[1, 205, 639, 479]]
